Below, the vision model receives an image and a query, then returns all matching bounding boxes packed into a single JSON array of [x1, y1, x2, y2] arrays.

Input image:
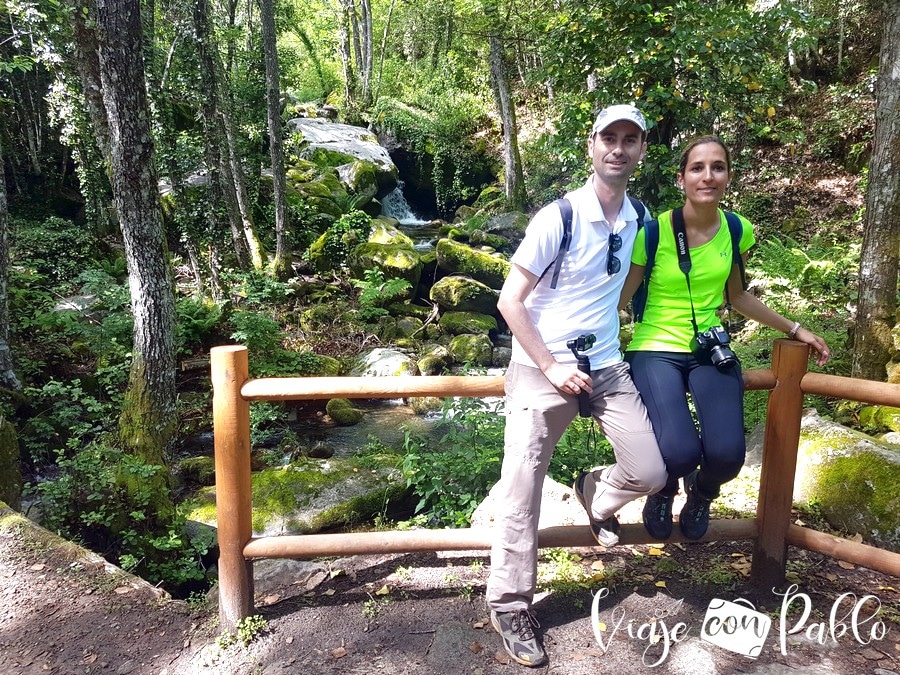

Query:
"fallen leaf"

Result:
[[794, 519, 806, 526], [261, 594, 280, 605], [329, 569, 345, 579], [648, 548, 663, 556], [322, 589, 336, 596], [655, 581, 667, 588], [730, 552, 746, 558], [469, 641, 483, 654], [114, 586, 132, 595], [494, 651, 511, 665], [374, 584, 390, 596], [590, 560, 605, 571], [837, 560, 855, 570], [305, 571, 328, 590], [877, 585, 896, 593], [29, 564, 45, 571], [472, 621, 485, 629], [823, 573, 838, 582], [331, 647, 347, 659], [849, 533, 864, 543], [596, 621, 607, 632]]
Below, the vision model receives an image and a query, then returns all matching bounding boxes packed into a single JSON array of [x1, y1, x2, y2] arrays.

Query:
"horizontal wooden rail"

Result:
[[242, 519, 760, 560], [241, 375, 506, 400], [786, 524, 900, 576], [802, 371, 900, 406]]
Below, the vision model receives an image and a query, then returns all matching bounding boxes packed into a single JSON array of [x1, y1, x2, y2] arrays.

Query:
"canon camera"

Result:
[[693, 326, 738, 370]]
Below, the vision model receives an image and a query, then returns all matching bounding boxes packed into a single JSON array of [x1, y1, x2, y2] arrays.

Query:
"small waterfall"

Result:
[[381, 185, 429, 225]]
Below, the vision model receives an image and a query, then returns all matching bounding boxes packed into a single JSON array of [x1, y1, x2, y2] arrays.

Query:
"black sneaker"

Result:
[[679, 471, 713, 540], [490, 608, 548, 667], [573, 471, 620, 547], [642, 492, 674, 540]]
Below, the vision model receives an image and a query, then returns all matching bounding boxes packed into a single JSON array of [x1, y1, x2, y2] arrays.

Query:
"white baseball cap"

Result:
[[591, 104, 647, 135]]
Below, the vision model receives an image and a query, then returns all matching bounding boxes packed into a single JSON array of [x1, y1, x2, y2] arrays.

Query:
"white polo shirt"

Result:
[[510, 177, 644, 370]]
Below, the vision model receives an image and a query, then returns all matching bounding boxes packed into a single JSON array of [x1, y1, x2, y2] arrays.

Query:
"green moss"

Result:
[[438, 311, 498, 335], [325, 398, 364, 426], [435, 238, 510, 289]]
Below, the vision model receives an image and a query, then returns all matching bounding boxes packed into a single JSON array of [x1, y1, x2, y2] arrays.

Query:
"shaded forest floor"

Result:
[[2, 502, 898, 675]]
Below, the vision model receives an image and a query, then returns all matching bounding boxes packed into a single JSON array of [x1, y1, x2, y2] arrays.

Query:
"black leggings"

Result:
[[625, 351, 746, 499]]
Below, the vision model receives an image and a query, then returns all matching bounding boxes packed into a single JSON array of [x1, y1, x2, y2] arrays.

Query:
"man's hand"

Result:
[[544, 362, 593, 396]]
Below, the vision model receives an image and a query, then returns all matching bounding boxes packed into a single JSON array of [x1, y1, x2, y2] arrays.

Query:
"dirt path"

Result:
[[1, 505, 898, 674]]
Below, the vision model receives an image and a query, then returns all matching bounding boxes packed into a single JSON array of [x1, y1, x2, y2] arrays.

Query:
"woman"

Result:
[[620, 135, 830, 540]]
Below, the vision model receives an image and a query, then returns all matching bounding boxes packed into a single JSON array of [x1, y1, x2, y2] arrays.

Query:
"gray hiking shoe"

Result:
[[679, 470, 713, 540], [573, 470, 621, 547], [490, 608, 547, 667]]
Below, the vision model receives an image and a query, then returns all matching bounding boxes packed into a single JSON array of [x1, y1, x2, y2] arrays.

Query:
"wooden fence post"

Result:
[[211, 345, 254, 630], [751, 339, 809, 590]]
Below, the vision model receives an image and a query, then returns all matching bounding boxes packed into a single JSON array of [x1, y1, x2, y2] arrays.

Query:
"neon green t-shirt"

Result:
[[626, 209, 756, 353]]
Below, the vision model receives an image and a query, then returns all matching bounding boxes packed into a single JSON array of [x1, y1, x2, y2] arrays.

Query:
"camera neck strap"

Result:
[[670, 208, 701, 337]]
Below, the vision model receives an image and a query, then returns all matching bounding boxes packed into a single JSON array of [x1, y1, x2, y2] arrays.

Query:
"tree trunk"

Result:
[[374, 0, 397, 101], [488, 33, 525, 211], [94, 0, 176, 501], [0, 138, 21, 392], [193, 0, 256, 270], [852, 0, 900, 381], [338, 0, 355, 114], [259, 0, 290, 277]]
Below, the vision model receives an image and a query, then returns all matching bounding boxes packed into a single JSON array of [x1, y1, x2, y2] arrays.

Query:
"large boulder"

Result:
[[747, 409, 900, 552], [438, 311, 498, 336], [186, 456, 408, 537], [435, 238, 510, 289], [348, 242, 423, 292], [430, 275, 499, 314], [447, 333, 494, 367], [349, 347, 419, 377], [287, 117, 399, 194]]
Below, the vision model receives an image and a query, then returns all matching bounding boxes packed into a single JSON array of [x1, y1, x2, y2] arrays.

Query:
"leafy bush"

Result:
[[402, 396, 504, 527], [11, 215, 103, 287], [352, 268, 412, 322], [401, 397, 617, 527], [176, 297, 224, 355], [35, 443, 213, 594], [229, 311, 323, 377], [321, 209, 372, 270]]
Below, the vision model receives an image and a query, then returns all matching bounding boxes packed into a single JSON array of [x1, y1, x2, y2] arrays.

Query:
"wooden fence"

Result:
[[211, 339, 900, 629]]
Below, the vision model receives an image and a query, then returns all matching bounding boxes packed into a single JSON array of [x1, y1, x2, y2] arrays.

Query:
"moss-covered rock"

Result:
[[350, 347, 419, 377], [430, 275, 499, 314], [794, 409, 900, 552], [368, 221, 415, 248], [337, 160, 378, 203], [469, 230, 510, 251], [185, 455, 407, 536], [178, 456, 216, 487], [325, 398, 364, 426], [448, 333, 494, 366], [438, 311, 498, 336], [859, 405, 900, 433], [0, 420, 22, 509], [435, 238, 510, 289], [348, 242, 423, 292]]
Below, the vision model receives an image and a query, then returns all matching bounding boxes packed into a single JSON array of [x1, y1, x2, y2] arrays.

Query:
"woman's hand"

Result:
[[796, 327, 831, 366]]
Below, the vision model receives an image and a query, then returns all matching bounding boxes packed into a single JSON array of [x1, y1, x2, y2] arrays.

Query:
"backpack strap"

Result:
[[541, 196, 646, 290], [633, 210, 745, 323], [536, 197, 572, 290], [631, 219, 659, 323]]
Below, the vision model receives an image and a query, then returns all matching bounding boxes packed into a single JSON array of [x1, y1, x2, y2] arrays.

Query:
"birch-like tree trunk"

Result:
[[0, 138, 21, 391], [852, 0, 900, 381], [94, 0, 176, 492], [259, 0, 290, 276], [488, 33, 525, 211]]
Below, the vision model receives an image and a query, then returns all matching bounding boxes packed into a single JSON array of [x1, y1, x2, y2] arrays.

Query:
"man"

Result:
[[486, 104, 667, 667]]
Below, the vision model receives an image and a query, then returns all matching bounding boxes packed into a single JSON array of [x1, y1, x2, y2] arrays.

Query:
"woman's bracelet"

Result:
[[788, 321, 801, 339]]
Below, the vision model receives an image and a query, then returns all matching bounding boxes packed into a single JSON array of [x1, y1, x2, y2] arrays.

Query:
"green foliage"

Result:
[[371, 96, 493, 212], [401, 396, 504, 526], [217, 614, 268, 649], [19, 379, 119, 465], [175, 297, 224, 355], [35, 443, 213, 592], [539, 1, 821, 205], [351, 268, 412, 322], [807, 76, 877, 171], [551, 418, 615, 484], [11, 216, 104, 288], [321, 209, 372, 269], [222, 269, 295, 309], [229, 311, 323, 377]]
